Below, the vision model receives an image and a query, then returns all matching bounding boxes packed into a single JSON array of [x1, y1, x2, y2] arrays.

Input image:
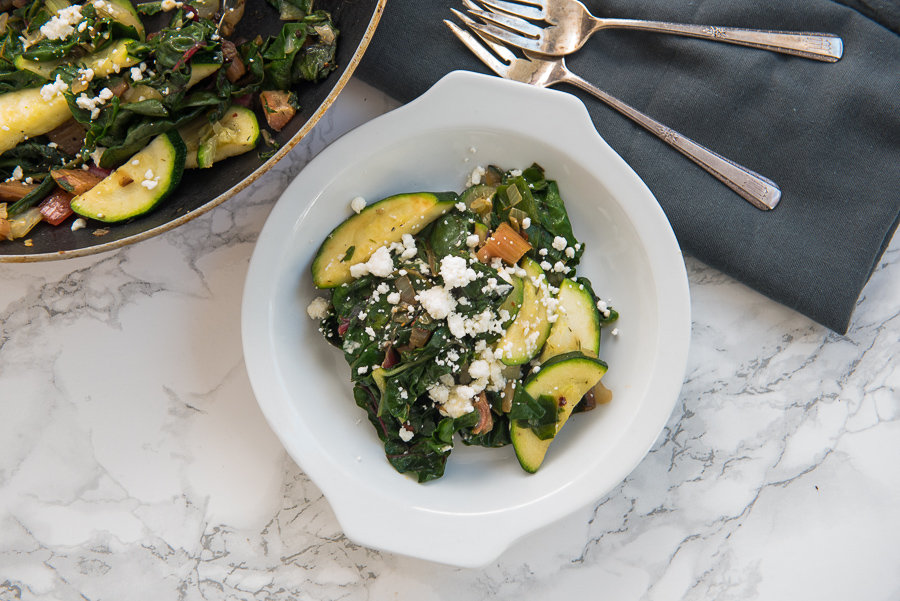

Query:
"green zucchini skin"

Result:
[[538, 278, 601, 363], [181, 105, 260, 169], [311, 192, 458, 289], [511, 352, 608, 473], [88, 0, 146, 40], [495, 257, 552, 365], [71, 130, 186, 223]]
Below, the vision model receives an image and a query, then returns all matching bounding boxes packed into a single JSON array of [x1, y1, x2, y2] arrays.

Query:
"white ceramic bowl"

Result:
[[242, 71, 690, 567]]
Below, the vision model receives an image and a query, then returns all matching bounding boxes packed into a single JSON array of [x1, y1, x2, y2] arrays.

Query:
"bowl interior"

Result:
[[268, 125, 661, 511]]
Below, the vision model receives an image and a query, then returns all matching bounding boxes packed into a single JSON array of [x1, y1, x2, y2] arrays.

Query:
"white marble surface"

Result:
[[1, 78, 898, 600]]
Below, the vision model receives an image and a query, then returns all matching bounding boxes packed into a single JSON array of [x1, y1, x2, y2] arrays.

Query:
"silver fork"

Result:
[[466, 0, 843, 62], [446, 11, 781, 211]]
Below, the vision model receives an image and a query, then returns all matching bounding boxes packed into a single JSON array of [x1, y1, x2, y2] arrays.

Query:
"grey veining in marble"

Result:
[[1, 79, 898, 601]]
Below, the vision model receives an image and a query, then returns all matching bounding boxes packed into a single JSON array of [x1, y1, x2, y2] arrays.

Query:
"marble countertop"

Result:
[[1, 78, 898, 600]]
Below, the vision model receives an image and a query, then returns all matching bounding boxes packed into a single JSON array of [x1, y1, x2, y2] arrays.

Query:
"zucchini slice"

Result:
[[187, 63, 221, 89], [122, 62, 221, 104], [88, 0, 146, 40], [15, 39, 138, 80], [312, 192, 458, 288], [497, 273, 524, 328], [71, 131, 186, 222], [538, 278, 601, 362], [179, 105, 260, 169], [0, 88, 70, 154], [495, 257, 553, 365], [511, 352, 608, 473]]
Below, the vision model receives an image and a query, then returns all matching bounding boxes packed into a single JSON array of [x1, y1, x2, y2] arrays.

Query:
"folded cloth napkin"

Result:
[[354, 0, 900, 334]]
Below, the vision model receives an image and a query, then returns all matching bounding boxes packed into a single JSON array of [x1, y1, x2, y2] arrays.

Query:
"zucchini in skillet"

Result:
[[71, 130, 186, 222]]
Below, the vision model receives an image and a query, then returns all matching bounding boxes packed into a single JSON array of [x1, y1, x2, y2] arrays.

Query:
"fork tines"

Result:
[[446, 15, 513, 77], [465, 4, 544, 39], [471, 0, 546, 21]]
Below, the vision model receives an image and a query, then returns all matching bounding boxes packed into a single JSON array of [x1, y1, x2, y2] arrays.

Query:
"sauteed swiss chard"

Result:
[[0, 0, 338, 241], [307, 165, 619, 482]]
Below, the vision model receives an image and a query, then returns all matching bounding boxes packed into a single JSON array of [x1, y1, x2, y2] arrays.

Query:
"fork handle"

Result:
[[594, 18, 842, 62], [561, 71, 781, 210]]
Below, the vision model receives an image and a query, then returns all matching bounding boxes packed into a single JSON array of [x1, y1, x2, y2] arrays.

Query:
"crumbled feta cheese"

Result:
[[357, 366, 369, 375], [428, 384, 450, 404], [611, 328, 619, 337], [306, 296, 330, 319], [439, 255, 477, 289], [455, 201, 466, 212], [386, 292, 401, 305], [521, 217, 531, 229], [440, 385, 477, 418], [39, 75, 68, 101], [39, 5, 83, 41], [447, 308, 505, 339], [349, 196, 366, 213], [90, 147, 106, 166], [552, 236, 568, 251], [349, 246, 394, 278], [480, 277, 511, 296], [565, 246, 576, 258], [77, 67, 95, 83], [141, 179, 158, 190], [465, 233, 480, 248], [75, 94, 97, 111], [130, 66, 144, 81], [468, 359, 490, 381], [71, 218, 87, 232], [161, 0, 183, 10], [97, 87, 114, 101], [10, 166, 23, 181], [399, 426, 414, 442], [398, 233, 417, 260], [539, 260, 552, 271], [417, 286, 456, 320], [466, 165, 485, 186]]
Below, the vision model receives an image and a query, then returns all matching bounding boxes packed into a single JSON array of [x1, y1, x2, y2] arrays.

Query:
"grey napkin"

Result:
[[355, 0, 900, 334]]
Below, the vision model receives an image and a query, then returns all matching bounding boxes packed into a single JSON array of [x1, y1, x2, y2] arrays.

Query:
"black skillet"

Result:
[[0, 0, 385, 262]]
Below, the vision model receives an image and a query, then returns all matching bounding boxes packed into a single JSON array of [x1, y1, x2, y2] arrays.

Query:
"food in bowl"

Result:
[[307, 164, 619, 482], [0, 0, 340, 242]]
